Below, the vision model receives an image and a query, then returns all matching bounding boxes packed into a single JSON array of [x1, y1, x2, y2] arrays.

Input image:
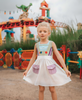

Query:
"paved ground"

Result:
[[0, 67, 82, 100]]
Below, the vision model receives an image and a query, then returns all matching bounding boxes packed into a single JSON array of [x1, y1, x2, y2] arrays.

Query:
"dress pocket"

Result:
[[32, 64, 39, 74], [47, 64, 57, 74]]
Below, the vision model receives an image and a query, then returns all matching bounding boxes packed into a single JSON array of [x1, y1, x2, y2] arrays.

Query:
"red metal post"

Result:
[[42, 9, 45, 16]]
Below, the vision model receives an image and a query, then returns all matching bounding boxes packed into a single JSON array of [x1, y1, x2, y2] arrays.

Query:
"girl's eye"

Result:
[[39, 31, 42, 33], [44, 31, 46, 33]]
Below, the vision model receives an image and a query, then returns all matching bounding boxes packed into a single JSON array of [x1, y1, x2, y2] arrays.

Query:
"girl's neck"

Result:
[[40, 39, 49, 44]]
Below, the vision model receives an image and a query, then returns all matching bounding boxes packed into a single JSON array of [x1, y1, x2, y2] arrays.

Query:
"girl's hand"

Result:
[[23, 70, 28, 76], [65, 69, 71, 77]]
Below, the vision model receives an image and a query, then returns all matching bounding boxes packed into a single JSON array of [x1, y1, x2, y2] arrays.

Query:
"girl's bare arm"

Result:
[[26, 43, 37, 72], [52, 41, 68, 71]]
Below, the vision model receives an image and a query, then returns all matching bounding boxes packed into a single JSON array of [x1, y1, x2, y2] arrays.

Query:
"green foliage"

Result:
[[69, 63, 80, 73], [0, 40, 36, 51], [49, 27, 82, 49]]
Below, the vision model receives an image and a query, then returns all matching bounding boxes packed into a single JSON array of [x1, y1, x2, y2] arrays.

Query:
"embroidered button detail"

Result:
[[39, 51, 42, 54], [45, 51, 47, 54]]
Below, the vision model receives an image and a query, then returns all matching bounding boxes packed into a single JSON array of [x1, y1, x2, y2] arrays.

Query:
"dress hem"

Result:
[[23, 77, 72, 87]]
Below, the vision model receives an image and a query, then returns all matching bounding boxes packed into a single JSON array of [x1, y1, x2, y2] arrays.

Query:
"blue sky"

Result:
[[0, 0, 82, 41]]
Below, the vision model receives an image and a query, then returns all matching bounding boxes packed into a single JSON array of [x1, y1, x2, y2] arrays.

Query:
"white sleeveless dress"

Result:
[[23, 40, 71, 86]]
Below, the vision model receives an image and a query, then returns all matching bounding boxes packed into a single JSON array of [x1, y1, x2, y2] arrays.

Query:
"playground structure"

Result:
[[0, 0, 71, 46], [0, 17, 15, 45], [3, 17, 15, 44], [16, 3, 35, 42], [77, 23, 82, 30], [35, 0, 70, 31], [66, 48, 82, 79], [0, 3, 34, 45], [0, 45, 66, 70]]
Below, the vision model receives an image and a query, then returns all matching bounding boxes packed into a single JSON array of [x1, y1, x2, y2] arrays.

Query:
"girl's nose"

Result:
[[41, 31, 44, 34]]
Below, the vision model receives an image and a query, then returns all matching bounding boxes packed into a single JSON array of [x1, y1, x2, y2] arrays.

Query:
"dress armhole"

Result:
[[35, 42, 39, 50], [51, 41, 53, 51]]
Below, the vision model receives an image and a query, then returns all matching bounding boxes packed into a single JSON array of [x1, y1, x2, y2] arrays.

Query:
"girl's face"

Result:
[[37, 26, 50, 40]]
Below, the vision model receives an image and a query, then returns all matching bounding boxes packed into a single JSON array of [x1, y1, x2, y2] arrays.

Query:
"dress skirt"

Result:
[[23, 56, 71, 86]]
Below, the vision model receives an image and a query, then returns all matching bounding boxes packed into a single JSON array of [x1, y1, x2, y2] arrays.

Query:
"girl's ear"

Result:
[[48, 32, 51, 39], [48, 32, 51, 36]]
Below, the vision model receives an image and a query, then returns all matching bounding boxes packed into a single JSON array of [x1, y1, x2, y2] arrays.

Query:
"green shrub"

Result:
[[0, 40, 36, 51]]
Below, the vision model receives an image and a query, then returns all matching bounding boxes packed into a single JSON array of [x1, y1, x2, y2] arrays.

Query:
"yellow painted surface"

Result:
[[21, 50, 34, 52], [23, 25, 26, 42], [51, 26, 56, 30], [77, 51, 82, 58], [67, 65, 69, 70], [14, 67, 19, 69], [22, 18, 33, 21], [3, 64, 7, 68]]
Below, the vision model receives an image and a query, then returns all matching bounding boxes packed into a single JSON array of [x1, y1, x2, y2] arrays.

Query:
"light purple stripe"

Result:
[[48, 47, 53, 56], [36, 47, 39, 56]]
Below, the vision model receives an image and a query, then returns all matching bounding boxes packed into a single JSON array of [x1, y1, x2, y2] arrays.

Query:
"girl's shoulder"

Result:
[[35, 41, 39, 48], [50, 40, 56, 44], [49, 40, 54, 45], [35, 41, 39, 45]]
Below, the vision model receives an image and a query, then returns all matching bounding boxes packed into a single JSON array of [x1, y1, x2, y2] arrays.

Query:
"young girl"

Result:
[[23, 22, 71, 100]]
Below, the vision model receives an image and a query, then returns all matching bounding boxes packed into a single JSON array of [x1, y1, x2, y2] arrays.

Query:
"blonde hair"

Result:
[[37, 22, 51, 33]]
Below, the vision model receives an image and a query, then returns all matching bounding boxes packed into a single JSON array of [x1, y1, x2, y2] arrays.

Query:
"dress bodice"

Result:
[[36, 40, 53, 56]]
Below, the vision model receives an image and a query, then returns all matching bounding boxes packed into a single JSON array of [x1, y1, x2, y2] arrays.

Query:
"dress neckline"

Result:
[[39, 40, 50, 45]]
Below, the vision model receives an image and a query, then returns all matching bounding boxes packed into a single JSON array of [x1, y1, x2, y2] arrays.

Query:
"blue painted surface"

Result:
[[9, 17, 14, 19], [4, 30, 15, 33], [68, 52, 78, 54]]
